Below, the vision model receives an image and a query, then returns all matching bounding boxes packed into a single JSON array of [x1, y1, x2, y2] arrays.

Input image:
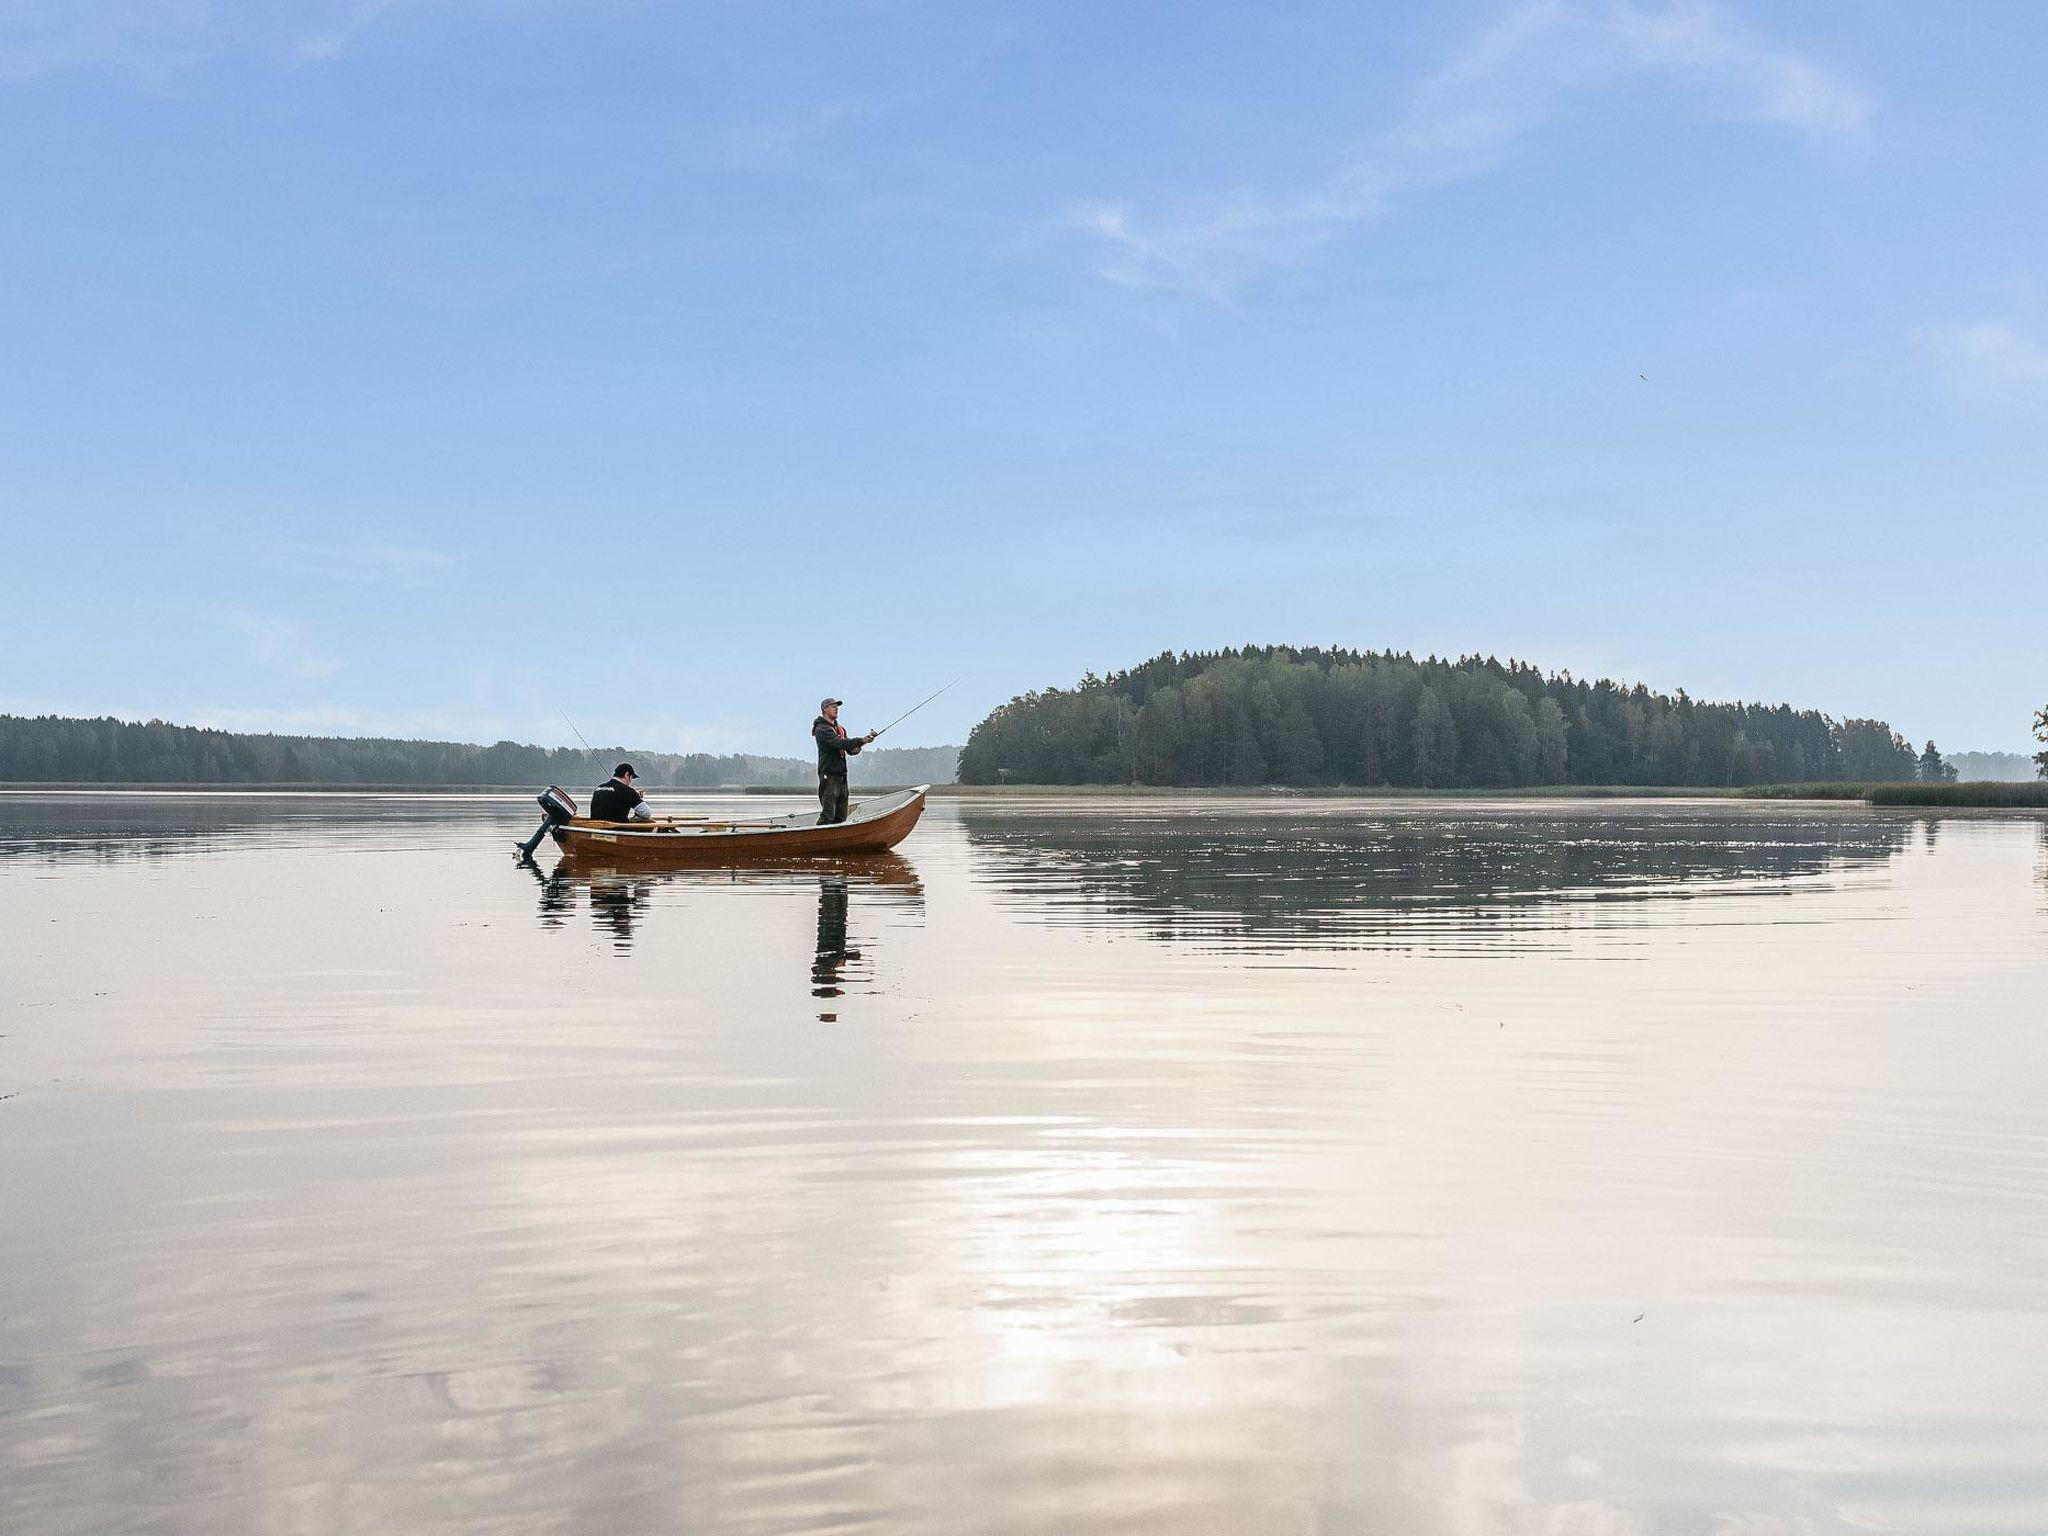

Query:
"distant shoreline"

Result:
[[6, 780, 2038, 807], [7, 780, 1744, 796]]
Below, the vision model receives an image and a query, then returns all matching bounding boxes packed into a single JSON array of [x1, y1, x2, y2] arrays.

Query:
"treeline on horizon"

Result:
[[957, 647, 1956, 789], [1947, 750, 2040, 783], [0, 715, 959, 788]]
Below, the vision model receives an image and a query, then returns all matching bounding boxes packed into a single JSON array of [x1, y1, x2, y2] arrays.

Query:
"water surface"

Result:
[[4, 792, 2046, 1535]]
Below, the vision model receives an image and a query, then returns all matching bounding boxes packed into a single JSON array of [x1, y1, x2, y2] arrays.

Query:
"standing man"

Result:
[[813, 698, 876, 825]]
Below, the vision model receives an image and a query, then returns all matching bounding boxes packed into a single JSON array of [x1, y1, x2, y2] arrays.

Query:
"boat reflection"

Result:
[[962, 803, 1917, 953], [521, 854, 924, 992]]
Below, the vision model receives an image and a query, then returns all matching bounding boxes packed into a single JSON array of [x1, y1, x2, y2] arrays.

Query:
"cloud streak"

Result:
[[291, 537, 455, 586], [1079, 0, 1871, 300], [0, 0, 403, 81], [212, 609, 342, 681], [1917, 318, 2048, 409]]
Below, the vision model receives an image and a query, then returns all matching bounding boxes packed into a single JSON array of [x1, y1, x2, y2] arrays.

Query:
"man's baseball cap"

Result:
[[820, 697, 843, 710], [614, 762, 637, 778]]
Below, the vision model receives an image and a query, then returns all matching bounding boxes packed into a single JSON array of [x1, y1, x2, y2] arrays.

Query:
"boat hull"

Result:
[[552, 786, 927, 866]]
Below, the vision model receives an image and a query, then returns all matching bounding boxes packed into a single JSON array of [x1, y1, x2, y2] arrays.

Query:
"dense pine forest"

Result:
[[957, 648, 1932, 788], [0, 715, 958, 788]]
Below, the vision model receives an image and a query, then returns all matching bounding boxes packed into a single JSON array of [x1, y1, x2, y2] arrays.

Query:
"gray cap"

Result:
[[820, 696, 843, 710]]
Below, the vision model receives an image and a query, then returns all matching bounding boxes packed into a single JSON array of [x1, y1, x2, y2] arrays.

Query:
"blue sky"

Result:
[[2, 0, 2043, 755]]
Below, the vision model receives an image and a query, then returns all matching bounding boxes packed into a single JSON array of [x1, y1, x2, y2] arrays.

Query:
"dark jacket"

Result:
[[813, 715, 865, 778], [588, 777, 644, 822]]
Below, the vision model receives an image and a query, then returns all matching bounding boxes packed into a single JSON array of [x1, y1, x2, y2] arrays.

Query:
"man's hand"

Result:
[[863, 732, 878, 744]]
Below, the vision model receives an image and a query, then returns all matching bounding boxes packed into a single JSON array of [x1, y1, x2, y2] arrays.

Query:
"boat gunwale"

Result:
[[552, 785, 927, 862], [559, 784, 927, 841]]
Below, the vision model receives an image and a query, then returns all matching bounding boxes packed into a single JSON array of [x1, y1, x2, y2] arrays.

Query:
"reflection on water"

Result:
[[4, 792, 2048, 1536], [812, 877, 856, 1003], [0, 790, 516, 866], [964, 800, 1915, 951], [523, 853, 924, 987]]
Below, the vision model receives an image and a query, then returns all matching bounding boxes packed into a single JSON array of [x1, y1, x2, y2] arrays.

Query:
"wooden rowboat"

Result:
[[548, 785, 928, 865]]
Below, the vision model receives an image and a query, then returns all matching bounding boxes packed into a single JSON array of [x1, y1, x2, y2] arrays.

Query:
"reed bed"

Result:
[[1738, 783, 1874, 800], [1867, 781, 2048, 808]]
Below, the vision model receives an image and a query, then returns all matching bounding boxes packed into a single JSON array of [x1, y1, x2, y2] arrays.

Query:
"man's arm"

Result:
[[817, 722, 877, 753]]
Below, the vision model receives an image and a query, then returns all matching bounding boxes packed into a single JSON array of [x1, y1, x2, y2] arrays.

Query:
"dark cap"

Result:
[[820, 697, 843, 710], [613, 762, 636, 779]]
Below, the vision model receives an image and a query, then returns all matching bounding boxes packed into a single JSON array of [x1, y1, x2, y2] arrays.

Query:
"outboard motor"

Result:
[[516, 785, 579, 859]]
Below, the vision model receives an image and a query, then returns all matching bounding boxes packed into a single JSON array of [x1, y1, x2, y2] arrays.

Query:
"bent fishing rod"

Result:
[[868, 679, 960, 741]]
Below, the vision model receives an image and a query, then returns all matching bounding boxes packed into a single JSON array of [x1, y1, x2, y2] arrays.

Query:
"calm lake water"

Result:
[[3, 792, 2046, 1536]]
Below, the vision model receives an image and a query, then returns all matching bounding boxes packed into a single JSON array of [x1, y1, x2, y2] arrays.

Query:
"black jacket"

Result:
[[588, 777, 644, 821], [813, 716, 865, 777]]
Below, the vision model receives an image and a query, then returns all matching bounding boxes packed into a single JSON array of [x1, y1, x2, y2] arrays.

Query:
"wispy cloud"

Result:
[[1916, 318, 2048, 409], [176, 702, 499, 740], [0, 0, 403, 82], [292, 538, 455, 586], [173, 701, 762, 753], [212, 609, 342, 681], [290, 0, 401, 65], [1079, 0, 1871, 300], [715, 98, 892, 171]]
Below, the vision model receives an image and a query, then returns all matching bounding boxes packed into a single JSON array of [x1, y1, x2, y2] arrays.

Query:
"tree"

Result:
[[1412, 686, 1459, 787], [1917, 741, 1956, 782], [1836, 718, 1917, 782], [2035, 705, 2048, 781]]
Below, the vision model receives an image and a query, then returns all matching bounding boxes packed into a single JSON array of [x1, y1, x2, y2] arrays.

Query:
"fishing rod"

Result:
[[869, 678, 960, 741], [517, 710, 604, 860]]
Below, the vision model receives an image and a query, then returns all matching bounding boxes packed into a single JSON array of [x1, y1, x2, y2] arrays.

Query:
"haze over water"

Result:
[[4, 793, 2046, 1535]]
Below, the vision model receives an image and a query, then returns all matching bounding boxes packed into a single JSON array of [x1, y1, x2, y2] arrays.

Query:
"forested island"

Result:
[[957, 647, 1975, 789], [0, 715, 958, 788], [10, 663, 2039, 792]]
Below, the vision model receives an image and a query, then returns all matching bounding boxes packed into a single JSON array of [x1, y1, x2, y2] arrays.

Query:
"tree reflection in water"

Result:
[[962, 803, 1918, 953], [2039, 820, 2048, 914]]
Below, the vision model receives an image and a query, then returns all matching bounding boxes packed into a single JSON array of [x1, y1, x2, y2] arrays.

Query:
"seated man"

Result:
[[588, 762, 652, 822]]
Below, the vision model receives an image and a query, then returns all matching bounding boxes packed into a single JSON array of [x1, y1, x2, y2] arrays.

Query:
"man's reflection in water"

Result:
[[520, 858, 650, 950], [588, 877, 649, 951], [805, 856, 921, 1018], [519, 852, 921, 979], [812, 875, 862, 1011]]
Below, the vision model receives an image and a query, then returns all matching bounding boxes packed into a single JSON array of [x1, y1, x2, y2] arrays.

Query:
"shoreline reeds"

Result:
[[1866, 781, 2048, 808]]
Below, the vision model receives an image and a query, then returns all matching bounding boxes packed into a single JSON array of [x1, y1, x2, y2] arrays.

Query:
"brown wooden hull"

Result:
[[553, 786, 926, 866], [543, 850, 924, 895]]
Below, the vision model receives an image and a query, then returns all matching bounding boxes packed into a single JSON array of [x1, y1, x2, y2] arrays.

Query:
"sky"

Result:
[[2, 0, 2043, 756]]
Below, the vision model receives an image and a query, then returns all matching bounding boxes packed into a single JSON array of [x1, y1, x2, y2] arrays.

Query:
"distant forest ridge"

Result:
[[0, 715, 960, 787], [957, 647, 1982, 788]]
